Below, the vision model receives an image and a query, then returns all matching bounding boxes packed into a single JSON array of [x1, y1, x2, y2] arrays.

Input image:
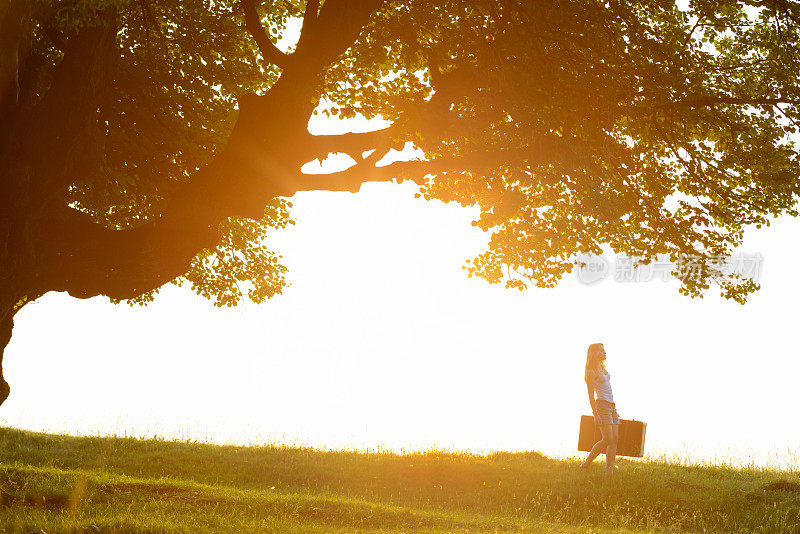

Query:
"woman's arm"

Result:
[[586, 370, 597, 415]]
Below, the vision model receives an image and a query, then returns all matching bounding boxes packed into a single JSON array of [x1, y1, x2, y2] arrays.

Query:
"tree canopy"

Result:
[[1, 0, 799, 401]]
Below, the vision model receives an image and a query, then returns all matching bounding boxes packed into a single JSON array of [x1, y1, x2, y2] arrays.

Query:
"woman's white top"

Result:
[[590, 368, 614, 403]]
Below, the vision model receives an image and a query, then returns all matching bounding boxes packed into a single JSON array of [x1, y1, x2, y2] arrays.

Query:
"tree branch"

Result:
[[294, 0, 385, 69], [294, 144, 582, 194], [304, 0, 320, 21], [305, 126, 404, 163], [241, 0, 290, 69], [295, 158, 429, 193], [43, 119, 571, 301]]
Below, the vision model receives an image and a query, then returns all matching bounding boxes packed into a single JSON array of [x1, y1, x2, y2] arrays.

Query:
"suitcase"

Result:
[[578, 415, 647, 458]]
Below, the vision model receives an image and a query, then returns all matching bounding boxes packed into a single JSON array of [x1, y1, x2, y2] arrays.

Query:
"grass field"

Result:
[[0, 427, 798, 533]]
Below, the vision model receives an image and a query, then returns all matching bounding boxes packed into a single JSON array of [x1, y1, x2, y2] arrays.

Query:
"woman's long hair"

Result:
[[584, 343, 604, 384]]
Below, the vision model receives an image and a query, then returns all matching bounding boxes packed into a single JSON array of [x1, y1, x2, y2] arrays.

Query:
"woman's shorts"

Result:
[[595, 400, 621, 426]]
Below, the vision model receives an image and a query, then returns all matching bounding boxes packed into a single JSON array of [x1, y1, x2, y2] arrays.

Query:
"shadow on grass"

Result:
[[0, 486, 69, 509], [763, 480, 800, 493]]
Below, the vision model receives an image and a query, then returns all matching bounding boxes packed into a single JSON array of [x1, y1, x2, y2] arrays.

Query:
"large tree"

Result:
[[1, 0, 799, 404]]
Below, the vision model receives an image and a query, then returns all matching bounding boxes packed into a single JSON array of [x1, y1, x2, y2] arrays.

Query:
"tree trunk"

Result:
[[0, 306, 13, 405]]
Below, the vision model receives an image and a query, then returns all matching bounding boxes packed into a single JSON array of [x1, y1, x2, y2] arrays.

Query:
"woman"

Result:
[[580, 342, 620, 474]]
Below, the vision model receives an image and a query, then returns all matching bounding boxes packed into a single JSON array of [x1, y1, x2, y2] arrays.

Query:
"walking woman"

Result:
[[580, 342, 620, 473]]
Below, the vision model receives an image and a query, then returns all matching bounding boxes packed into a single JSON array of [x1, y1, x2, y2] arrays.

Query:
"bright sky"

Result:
[[3, 16, 800, 471], [4, 167, 800, 468]]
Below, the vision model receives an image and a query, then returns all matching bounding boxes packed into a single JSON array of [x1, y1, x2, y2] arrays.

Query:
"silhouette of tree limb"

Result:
[[241, 0, 290, 68]]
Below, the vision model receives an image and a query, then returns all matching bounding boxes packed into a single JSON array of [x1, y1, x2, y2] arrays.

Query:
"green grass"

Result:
[[0, 427, 798, 533]]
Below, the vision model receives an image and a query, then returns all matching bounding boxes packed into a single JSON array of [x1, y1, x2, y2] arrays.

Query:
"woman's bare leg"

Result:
[[581, 424, 612, 469], [605, 424, 619, 473]]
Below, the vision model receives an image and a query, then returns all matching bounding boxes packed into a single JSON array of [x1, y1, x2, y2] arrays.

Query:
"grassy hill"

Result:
[[0, 427, 798, 533]]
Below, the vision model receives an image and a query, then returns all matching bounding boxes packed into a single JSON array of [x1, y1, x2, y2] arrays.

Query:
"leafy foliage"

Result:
[[175, 199, 294, 307], [322, 0, 800, 303], [19, 0, 800, 307]]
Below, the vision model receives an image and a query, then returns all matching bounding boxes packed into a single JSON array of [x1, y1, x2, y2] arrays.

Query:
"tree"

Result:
[[1, 0, 799, 405]]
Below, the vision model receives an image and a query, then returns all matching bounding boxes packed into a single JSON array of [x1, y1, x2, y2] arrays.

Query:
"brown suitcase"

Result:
[[578, 415, 647, 458]]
